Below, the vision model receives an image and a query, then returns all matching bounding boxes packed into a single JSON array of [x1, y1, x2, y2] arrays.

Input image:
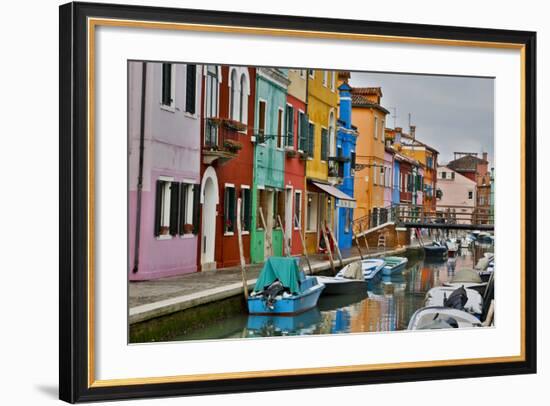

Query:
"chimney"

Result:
[[395, 126, 402, 134], [482, 152, 488, 162], [338, 81, 352, 129], [410, 125, 416, 139]]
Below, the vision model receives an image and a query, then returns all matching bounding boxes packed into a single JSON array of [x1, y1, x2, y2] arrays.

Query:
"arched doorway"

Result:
[[201, 167, 219, 270]]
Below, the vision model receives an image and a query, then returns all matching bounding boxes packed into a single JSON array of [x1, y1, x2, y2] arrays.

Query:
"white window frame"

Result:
[[331, 71, 336, 91], [223, 183, 236, 236], [306, 192, 319, 233], [297, 109, 306, 152], [322, 70, 328, 87], [374, 116, 379, 139], [309, 69, 315, 79], [183, 64, 198, 119], [257, 98, 268, 145], [277, 106, 285, 150], [160, 63, 176, 112], [157, 176, 174, 240]]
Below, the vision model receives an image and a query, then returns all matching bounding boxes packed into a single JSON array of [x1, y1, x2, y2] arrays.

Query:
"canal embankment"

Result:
[[129, 245, 423, 342]]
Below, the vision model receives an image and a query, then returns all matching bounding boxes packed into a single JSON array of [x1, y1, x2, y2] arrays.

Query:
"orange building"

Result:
[[350, 87, 390, 222]]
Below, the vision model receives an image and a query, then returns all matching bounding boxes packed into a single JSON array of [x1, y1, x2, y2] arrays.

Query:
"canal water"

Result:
[[174, 244, 493, 341]]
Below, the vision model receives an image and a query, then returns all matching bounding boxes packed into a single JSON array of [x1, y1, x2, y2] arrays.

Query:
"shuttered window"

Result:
[[298, 112, 308, 152], [154, 179, 198, 237], [350, 152, 356, 176], [321, 128, 328, 161], [224, 186, 236, 234], [308, 122, 315, 158], [294, 191, 302, 229], [241, 187, 251, 232], [285, 105, 294, 148], [185, 64, 196, 114]]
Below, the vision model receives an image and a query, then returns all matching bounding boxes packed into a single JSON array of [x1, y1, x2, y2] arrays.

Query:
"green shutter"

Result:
[[154, 180, 163, 236], [192, 184, 200, 234], [308, 122, 315, 157], [321, 128, 328, 161], [169, 182, 180, 236]]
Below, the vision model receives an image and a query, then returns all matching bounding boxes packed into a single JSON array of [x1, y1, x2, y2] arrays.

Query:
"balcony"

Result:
[[202, 117, 247, 165], [327, 156, 348, 185]]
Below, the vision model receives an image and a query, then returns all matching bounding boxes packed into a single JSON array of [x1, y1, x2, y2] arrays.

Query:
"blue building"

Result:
[[334, 81, 358, 249]]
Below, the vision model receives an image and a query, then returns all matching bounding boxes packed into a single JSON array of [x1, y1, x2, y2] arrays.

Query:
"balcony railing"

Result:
[[203, 117, 246, 164]]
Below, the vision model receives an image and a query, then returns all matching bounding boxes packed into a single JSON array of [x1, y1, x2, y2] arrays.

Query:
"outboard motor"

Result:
[[444, 286, 468, 311], [262, 280, 285, 310]]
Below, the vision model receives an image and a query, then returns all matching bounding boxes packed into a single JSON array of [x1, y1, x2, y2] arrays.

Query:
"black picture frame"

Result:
[[59, 1, 537, 403]]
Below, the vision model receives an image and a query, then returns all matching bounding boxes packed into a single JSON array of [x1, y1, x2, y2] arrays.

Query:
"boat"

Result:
[[336, 258, 386, 285], [423, 241, 448, 259], [408, 306, 483, 330], [476, 232, 494, 244], [316, 261, 368, 295], [445, 239, 459, 258], [475, 253, 495, 282], [381, 256, 408, 276], [443, 268, 487, 295], [247, 257, 325, 315], [424, 285, 483, 317]]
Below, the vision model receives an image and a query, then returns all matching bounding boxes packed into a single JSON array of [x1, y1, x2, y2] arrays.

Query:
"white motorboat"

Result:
[[408, 306, 483, 330]]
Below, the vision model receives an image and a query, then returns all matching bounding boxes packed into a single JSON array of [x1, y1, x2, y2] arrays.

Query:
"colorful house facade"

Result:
[[350, 87, 390, 222], [284, 69, 308, 255], [436, 165, 477, 223], [304, 69, 339, 253], [334, 81, 358, 249], [128, 62, 202, 280], [199, 66, 256, 270], [250, 68, 290, 263]]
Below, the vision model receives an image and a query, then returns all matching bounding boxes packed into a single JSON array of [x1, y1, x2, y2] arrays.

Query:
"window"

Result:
[[257, 100, 267, 143], [321, 128, 328, 161], [298, 112, 308, 152], [308, 122, 315, 158], [344, 208, 351, 233], [331, 71, 336, 91], [350, 152, 356, 177], [161, 63, 174, 108], [275, 190, 285, 228], [299, 69, 306, 78], [205, 66, 219, 145], [306, 192, 318, 232], [380, 167, 384, 186], [241, 187, 251, 232], [427, 156, 434, 169], [373, 166, 377, 186], [374, 117, 379, 139], [468, 191, 473, 200], [185, 64, 196, 114], [230, 69, 238, 119], [285, 105, 294, 148], [277, 108, 284, 148], [224, 185, 236, 234], [442, 171, 447, 179], [323, 71, 328, 86], [328, 111, 336, 158], [154, 180, 199, 237], [381, 120, 385, 142], [294, 191, 302, 229], [308, 69, 315, 78]]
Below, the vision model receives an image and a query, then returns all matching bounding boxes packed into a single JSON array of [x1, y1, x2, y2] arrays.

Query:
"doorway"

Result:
[[201, 167, 219, 270]]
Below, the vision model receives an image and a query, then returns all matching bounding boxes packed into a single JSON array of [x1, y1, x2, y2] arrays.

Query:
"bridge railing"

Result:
[[394, 204, 494, 226]]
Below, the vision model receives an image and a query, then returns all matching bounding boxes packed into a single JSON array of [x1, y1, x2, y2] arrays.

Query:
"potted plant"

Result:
[[159, 226, 170, 235], [285, 148, 297, 158], [223, 139, 243, 153], [183, 223, 194, 234], [223, 118, 247, 132]]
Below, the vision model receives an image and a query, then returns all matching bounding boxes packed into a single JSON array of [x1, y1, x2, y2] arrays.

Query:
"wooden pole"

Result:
[[360, 222, 370, 253], [236, 198, 248, 300], [353, 230, 364, 260], [295, 214, 312, 274], [321, 225, 336, 275], [277, 214, 290, 257], [327, 221, 343, 268], [258, 207, 271, 256]]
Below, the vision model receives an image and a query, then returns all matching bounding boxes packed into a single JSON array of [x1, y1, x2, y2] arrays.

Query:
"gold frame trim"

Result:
[[87, 17, 526, 388]]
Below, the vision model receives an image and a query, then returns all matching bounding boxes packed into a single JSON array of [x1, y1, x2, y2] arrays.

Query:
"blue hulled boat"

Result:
[[247, 257, 325, 315], [336, 258, 385, 285], [381, 256, 408, 276]]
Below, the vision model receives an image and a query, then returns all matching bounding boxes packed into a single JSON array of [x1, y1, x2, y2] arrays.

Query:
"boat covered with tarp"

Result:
[[317, 261, 368, 295], [247, 257, 325, 315]]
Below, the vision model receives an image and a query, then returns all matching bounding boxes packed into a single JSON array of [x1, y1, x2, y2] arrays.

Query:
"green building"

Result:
[[250, 68, 290, 263]]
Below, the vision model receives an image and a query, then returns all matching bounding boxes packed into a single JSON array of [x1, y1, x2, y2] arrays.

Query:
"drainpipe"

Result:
[[132, 62, 147, 273]]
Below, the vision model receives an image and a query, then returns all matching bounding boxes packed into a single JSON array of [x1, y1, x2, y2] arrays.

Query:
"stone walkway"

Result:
[[129, 246, 406, 324]]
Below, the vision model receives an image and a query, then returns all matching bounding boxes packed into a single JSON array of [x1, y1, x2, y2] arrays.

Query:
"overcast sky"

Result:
[[348, 72, 494, 166]]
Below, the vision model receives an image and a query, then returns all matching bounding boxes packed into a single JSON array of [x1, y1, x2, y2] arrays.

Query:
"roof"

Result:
[[447, 154, 487, 172], [350, 93, 390, 114], [400, 133, 439, 154], [352, 87, 383, 96], [437, 165, 476, 184]]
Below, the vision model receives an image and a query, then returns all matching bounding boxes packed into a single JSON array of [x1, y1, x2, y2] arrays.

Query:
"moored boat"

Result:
[[445, 239, 459, 257], [247, 257, 325, 315], [424, 285, 483, 317], [316, 261, 368, 296], [381, 256, 408, 276], [424, 241, 448, 259], [336, 258, 386, 285], [408, 306, 483, 330]]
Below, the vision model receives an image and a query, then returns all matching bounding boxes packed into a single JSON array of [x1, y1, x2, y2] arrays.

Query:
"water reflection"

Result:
[[175, 245, 494, 341]]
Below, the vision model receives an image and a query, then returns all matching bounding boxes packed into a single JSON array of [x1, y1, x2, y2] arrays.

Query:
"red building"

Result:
[[198, 66, 256, 270], [284, 86, 307, 256]]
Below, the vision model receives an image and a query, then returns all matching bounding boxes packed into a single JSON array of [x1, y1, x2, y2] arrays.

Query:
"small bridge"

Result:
[[353, 204, 494, 235]]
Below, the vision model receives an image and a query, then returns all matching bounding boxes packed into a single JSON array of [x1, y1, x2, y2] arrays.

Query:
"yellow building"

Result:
[[304, 69, 339, 253], [351, 87, 390, 222]]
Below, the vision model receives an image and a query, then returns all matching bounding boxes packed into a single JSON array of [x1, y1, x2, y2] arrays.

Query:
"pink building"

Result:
[[383, 148, 394, 207], [436, 165, 476, 224], [128, 62, 202, 280]]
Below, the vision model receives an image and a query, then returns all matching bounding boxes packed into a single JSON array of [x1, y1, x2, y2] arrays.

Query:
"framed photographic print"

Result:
[[59, 1, 537, 403]]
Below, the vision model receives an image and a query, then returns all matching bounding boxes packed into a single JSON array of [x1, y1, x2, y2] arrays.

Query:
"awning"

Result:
[[312, 181, 356, 208]]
